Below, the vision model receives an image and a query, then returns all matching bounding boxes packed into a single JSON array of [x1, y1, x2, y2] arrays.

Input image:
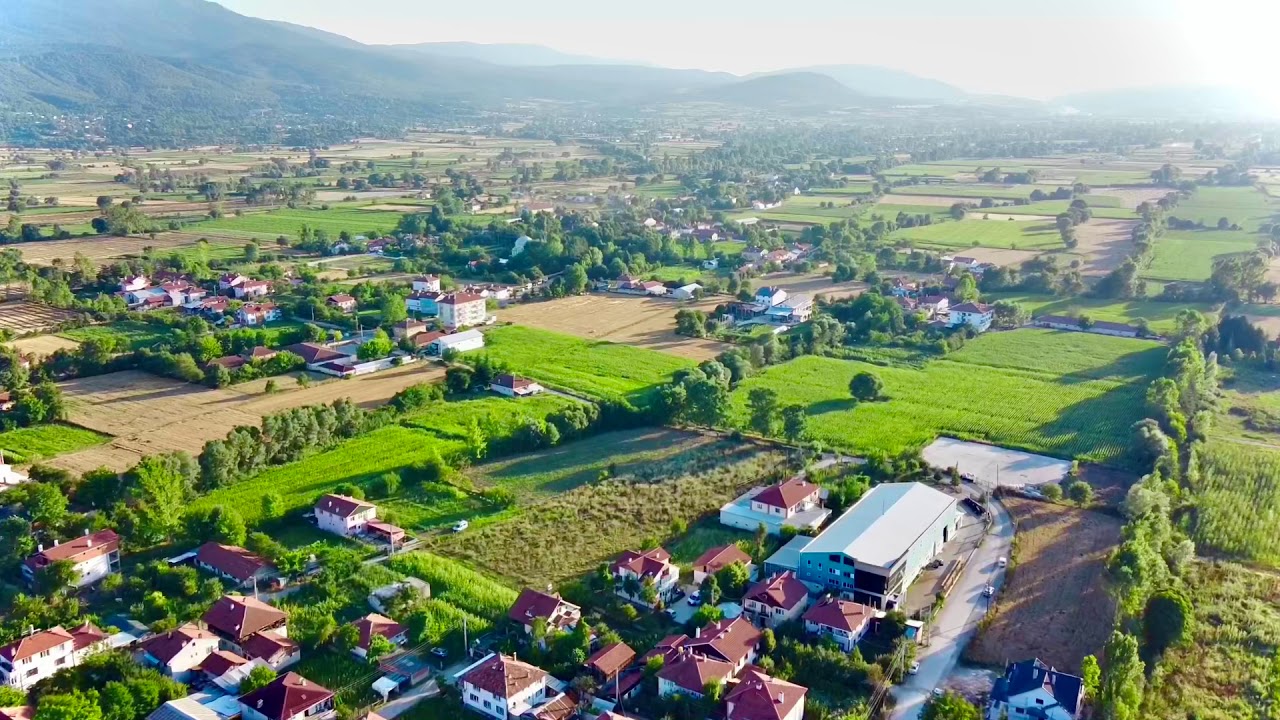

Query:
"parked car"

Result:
[[430, 647, 448, 659], [931, 688, 944, 698], [960, 472, 976, 482], [909, 661, 920, 675], [997, 557, 1008, 568], [687, 592, 702, 606], [453, 520, 469, 532], [925, 559, 944, 570], [983, 585, 995, 597]]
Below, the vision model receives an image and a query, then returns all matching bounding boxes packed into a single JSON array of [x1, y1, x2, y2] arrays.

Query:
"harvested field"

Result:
[[756, 269, 869, 301], [1062, 218, 1138, 276], [496, 294, 730, 361], [0, 301, 80, 333], [965, 496, 1121, 671], [6, 333, 80, 357], [51, 363, 446, 473], [878, 194, 989, 207], [15, 231, 248, 266]]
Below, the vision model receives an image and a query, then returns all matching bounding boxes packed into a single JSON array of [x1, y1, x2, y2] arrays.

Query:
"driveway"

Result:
[[373, 678, 440, 718], [888, 497, 1013, 720]]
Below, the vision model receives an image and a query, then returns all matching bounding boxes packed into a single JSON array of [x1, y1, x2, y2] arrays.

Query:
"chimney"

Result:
[[694, 626, 701, 638], [37, 543, 43, 552], [53, 539, 59, 547], [84, 528, 89, 536], [777, 691, 785, 704]]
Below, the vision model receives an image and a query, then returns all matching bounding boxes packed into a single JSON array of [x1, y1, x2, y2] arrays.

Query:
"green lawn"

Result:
[[192, 206, 401, 239], [890, 217, 1063, 250], [1009, 200, 1138, 219], [983, 293, 1216, 334], [0, 424, 109, 464], [864, 204, 956, 218], [731, 329, 1165, 466], [1171, 186, 1279, 232], [60, 321, 179, 351], [1142, 230, 1260, 282], [807, 184, 875, 195], [468, 326, 695, 405]]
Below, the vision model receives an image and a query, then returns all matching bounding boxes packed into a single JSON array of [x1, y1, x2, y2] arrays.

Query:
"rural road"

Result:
[[888, 497, 1013, 720]]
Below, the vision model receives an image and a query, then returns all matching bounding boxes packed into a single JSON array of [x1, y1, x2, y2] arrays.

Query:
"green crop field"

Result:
[[1070, 170, 1153, 186], [864, 204, 956, 218], [0, 424, 109, 464], [1187, 441, 1280, 568], [1009, 200, 1138, 219], [60, 320, 180, 351], [890, 217, 1063, 250], [469, 326, 695, 404], [807, 184, 874, 195], [983, 293, 1215, 335], [730, 329, 1165, 465], [1171, 186, 1279, 232], [194, 206, 402, 238], [389, 552, 518, 622], [888, 185, 1033, 201], [1142, 230, 1259, 282]]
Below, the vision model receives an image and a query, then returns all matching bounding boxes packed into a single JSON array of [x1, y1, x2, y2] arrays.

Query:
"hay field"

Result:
[[1058, 218, 1139, 276], [15, 231, 249, 266], [6, 334, 80, 357], [0, 301, 80, 333], [51, 363, 446, 473], [496, 294, 730, 361]]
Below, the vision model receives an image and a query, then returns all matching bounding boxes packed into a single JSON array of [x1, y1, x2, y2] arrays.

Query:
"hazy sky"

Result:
[[213, 0, 1277, 102]]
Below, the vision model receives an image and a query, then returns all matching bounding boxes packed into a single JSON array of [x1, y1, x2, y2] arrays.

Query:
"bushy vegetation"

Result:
[[387, 552, 517, 622]]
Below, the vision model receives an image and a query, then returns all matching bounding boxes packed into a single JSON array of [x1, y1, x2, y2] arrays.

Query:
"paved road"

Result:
[[372, 678, 440, 718], [888, 498, 1013, 720]]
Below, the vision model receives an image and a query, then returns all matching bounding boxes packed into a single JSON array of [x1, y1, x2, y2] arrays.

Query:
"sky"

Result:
[[213, 0, 1279, 104]]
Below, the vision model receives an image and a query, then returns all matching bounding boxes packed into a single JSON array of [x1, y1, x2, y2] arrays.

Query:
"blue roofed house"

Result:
[[794, 482, 958, 609], [987, 658, 1084, 720]]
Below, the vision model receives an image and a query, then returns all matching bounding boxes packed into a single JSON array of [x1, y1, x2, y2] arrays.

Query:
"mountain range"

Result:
[[0, 0, 1265, 135]]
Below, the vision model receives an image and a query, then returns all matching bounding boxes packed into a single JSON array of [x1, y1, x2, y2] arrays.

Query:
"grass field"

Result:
[[1142, 230, 1260, 282], [1187, 441, 1280, 568], [888, 185, 1033, 201], [59, 321, 179, 351], [193, 206, 403, 238], [890, 218, 1063, 250], [469, 326, 695, 404], [0, 424, 109, 464], [386, 552, 511, 654], [983, 293, 1216, 335], [1214, 364, 1280, 447], [1010, 200, 1138, 219], [1142, 561, 1280, 720], [1170, 186, 1279, 232], [730, 329, 1165, 465]]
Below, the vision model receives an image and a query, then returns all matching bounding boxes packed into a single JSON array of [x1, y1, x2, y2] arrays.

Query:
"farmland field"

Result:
[[983, 292, 1215, 335], [1142, 230, 1260, 282], [1142, 561, 1280, 720], [966, 496, 1121, 671], [1169, 186, 1279, 232], [469, 325, 695, 404], [192, 205, 404, 238], [1214, 364, 1280, 448], [1009, 200, 1138, 219], [891, 217, 1062, 250], [13, 230, 251, 266], [887, 185, 1035, 201], [496, 295, 729, 361], [60, 320, 180, 351], [1187, 441, 1280, 568], [0, 301, 81, 334], [0, 424, 109, 464], [730, 329, 1165, 465]]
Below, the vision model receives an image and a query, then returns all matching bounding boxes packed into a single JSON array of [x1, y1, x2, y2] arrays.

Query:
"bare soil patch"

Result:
[[0, 301, 80, 333], [965, 496, 1121, 671], [757, 269, 868, 301], [16, 231, 247, 266], [497, 295, 730, 361], [943, 247, 1041, 267], [1067, 218, 1138, 277], [7, 334, 80, 358], [50, 363, 446, 473]]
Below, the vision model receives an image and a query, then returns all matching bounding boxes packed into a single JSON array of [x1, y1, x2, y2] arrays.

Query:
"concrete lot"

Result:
[[922, 437, 1071, 488], [902, 497, 989, 615]]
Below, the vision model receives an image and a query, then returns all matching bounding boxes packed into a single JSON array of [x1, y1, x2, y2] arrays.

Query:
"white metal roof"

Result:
[[800, 482, 957, 569]]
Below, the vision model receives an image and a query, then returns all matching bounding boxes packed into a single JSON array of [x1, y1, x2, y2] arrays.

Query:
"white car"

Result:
[[998, 556, 1008, 568], [983, 585, 996, 597], [453, 520, 470, 533], [909, 661, 920, 675]]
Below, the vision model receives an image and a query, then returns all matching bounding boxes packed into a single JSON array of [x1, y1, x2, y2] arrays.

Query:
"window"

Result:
[[25, 668, 37, 677]]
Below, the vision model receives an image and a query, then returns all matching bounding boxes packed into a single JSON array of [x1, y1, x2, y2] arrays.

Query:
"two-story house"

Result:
[[725, 668, 807, 720], [326, 294, 357, 313], [657, 653, 735, 699], [0, 624, 108, 690], [507, 588, 582, 637], [682, 617, 762, 676], [233, 280, 273, 300], [948, 302, 994, 333], [459, 653, 553, 720], [22, 529, 121, 589], [138, 623, 221, 682], [237, 303, 282, 327], [314, 494, 377, 538], [801, 597, 874, 652], [411, 275, 441, 293], [987, 659, 1084, 720], [201, 595, 289, 653], [348, 614, 406, 660], [742, 572, 811, 628], [238, 672, 335, 720], [405, 290, 442, 316], [611, 548, 680, 608], [437, 292, 487, 329]]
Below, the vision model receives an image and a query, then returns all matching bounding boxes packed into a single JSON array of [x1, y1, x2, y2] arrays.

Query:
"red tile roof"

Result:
[[611, 547, 673, 580], [199, 649, 249, 678], [141, 623, 217, 665], [0, 707, 34, 720], [641, 634, 689, 665], [0, 627, 73, 664], [69, 623, 106, 651], [196, 543, 272, 584], [202, 595, 287, 643], [282, 342, 346, 365], [685, 617, 761, 667], [753, 477, 818, 510], [462, 654, 548, 699], [208, 355, 248, 370], [744, 572, 810, 611], [508, 588, 580, 630], [327, 294, 356, 304], [237, 672, 333, 720], [692, 545, 752, 575], [352, 614, 405, 652], [531, 691, 578, 720], [25, 530, 119, 573], [657, 653, 734, 694], [411, 331, 446, 348], [951, 302, 993, 313], [242, 631, 298, 664], [802, 596, 874, 634], [586, 642, 636, 678], [315, 493, 374, 519], [725, 667, 807, 720], [493, 374, 535, 390], [439, 291, 485, 305]]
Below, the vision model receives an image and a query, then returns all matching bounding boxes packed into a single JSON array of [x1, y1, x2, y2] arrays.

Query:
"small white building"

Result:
[[438, 292, 487, 329], [411, 275, 441, 293], [671, 283, 702, 301], [429, 329, 485, 356], [720, 477, 830, 536], [0, 624, 109, 690], [22, 529, 121, 589], [458, 653, 552, 720], [490, 374, 544, 398], [0, 452, 30, 491], [611, 548, 681, 608], [314, 494, 377, 538], [138, 624, 221, 682], [948, 302, 994, 333]]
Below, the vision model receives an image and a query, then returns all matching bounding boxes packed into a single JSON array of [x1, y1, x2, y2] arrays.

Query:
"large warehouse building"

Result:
[[793, 482, 959, 608]]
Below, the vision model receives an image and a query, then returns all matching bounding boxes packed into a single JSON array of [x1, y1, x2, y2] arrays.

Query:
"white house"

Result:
[[765, 295, 813, 324], [411, 275, 441, 293], [0, 624, 108, 690], [721, 477, 830, 536], [742, 572, 811, 629], [233, 280, 272, 300], [22, 529, 121, 589], [237, 303, 281, 327], [611, 547, 680, 608], [671, 284, 702, 301], [429, 329, 485, 355], [725, 668, 807, 720], [238, 672, 335, 720], [507, 588, 582, 636], [314, 494, 377, 537], [948, 302, 994, 332], [438, 292, 487, 329], [490, 374, 544, 398], [459, 653, 552, 720], [802, 597, 874, 652], [987, 659, 1085, 720], [139, 624, 221, 682], [120, 274, 148, 292], [755, 287, 787, 307]]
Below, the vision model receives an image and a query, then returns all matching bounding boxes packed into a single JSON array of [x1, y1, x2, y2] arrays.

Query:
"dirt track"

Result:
[[51, 363, 445, 473]]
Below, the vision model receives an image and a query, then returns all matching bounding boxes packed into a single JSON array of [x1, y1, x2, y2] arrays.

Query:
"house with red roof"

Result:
[[238, 672, 335, 720], [459, 653, 553, 720], [586, 642, 643, 702], [610, 547, 680, 608], [201, 595, 289, 651], [196, 543, 275, 589], [508, 588, 582, 636], [198, 649, 256, 691], [237, 302, 281, 326], [490, 374, 544, 398], [725, 667, 807, 720], [0, 624, 108, 690], [348, 614, 406, 660], [692, 544, 754, 585], [801, 596, 874, 652], [326, 294, 357, 313], [438, 292, 487, 329], [657, 653, 735, 699], [314, 493, 378, 538], [242, 630, 300, 671], [233, 279, 273, 300], [948, 302, 994, 332], [138, 623, 220, 682], [683, 617, 762, 675], [22, 529, 120, 589], [721, 477, 830, 536], [0, 706, 33, 720], [742, 572, 811, 628]]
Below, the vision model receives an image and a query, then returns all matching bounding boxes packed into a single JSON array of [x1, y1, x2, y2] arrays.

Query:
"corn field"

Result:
[[1190, 442, 1280, 567]]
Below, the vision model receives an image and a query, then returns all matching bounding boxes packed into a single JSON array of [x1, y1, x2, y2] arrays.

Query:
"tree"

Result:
[[948, 203, 967, 220], [0, 685, 24, 707], [357, 329, 394, 361], [700, 574, 721, 605], [747, 387, 780, 436], [1143, 588, 1193, 658], [261, 492, 283, 520], [1096, 631, 1144, 720], [36, 559, 79, 596], [244, 243, 259, 262], [715, 561, 751, 597], [781, 404, 807, 442], [239, 664, 277, 694], [1041, 483, 1063, 502], [563, 263, 589, 295], [760, 627, 776, 656], [1066, 480, 1093, 506], [334, 623, 361, 653], [849, 371, 883, 402], [921, 692, 980, 720], [35, 690, 103, 720], [1080, 655, 1101, 698], [25, 482, 68, 529], [182, 505, 247, 546], [445, 366, 473, 394], [290, 606, 338, 650], [367, 633, 396, 663], [380, 294, 407, 326], [131, 455, 188, 544]]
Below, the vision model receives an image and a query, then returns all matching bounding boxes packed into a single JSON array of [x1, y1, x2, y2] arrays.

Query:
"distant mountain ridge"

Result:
[[700, 72, 873, 108], [388, 41, 649, 68], [751, 65, 968, 101]]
